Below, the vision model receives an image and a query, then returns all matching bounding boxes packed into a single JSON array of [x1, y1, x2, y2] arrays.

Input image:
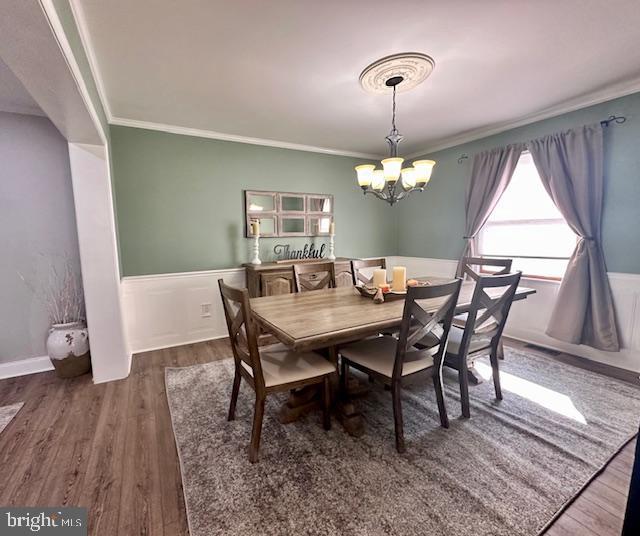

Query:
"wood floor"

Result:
[[0, 339, 635, 536]]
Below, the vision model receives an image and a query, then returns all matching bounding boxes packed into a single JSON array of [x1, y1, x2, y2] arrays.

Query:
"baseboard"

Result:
[[0, 355, 54, 380], [132, 334, 229, 355]]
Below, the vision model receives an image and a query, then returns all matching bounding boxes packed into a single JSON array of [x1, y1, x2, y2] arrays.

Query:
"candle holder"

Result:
[[327, 233, 336, 261], [251, 234, 262, 265]]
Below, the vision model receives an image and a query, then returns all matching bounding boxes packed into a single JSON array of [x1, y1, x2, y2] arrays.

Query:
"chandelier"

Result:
[[355, 53, 436, 206]]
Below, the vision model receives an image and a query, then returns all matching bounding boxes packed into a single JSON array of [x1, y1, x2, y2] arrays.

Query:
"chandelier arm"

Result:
[[364, 189, 389, 203], [396, 186, 424, 202]]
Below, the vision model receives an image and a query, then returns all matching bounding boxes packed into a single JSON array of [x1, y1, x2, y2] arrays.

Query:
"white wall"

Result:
[[0, 111, 80, 365], [121, 256, 640, 373], [68, 143, 130, 383]]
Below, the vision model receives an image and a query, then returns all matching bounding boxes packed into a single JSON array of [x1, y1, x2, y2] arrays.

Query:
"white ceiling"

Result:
[[0, 56, 43, 116], [74, 0, 640, 156]]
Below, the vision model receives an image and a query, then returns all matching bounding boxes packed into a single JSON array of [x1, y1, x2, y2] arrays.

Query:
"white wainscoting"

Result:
[[391, 256, 640, 373], [121, 257, 640, 373], [121, 268, 245, 353]]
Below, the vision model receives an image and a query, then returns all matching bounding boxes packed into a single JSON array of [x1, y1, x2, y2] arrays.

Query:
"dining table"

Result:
[[250, 277, 536, 435]]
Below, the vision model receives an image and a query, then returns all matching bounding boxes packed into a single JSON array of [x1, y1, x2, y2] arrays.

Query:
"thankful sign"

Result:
[[273, 243, 327, 260]]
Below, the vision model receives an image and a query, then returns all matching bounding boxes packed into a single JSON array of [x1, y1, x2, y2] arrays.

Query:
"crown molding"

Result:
[[68, 0, 113, 122], [405, 76, 640, 159], [109, 116, 383, 159]]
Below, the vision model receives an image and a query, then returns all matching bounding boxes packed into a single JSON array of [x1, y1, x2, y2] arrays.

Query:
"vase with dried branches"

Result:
[[19, 257, 90, 378]]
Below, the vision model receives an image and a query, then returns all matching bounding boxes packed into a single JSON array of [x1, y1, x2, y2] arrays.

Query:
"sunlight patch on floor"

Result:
[[474, 362, 587, 424]]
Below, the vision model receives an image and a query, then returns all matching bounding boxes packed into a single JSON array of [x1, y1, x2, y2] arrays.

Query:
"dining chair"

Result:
[[339, 279, 463, 453], [218, 279, 335, 463], [430, 272, 521, 419], [456, 256, 513, 360], [351, 258, 387, 286], [293, 261, 336, 292]]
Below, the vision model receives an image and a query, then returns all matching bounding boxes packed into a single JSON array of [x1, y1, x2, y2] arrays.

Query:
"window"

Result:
[[478, 152, 576, 279]]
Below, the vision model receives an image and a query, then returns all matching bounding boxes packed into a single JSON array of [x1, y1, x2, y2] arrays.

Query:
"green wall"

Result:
[[110, 126, 397, 276], [397, 91, 640, 274]]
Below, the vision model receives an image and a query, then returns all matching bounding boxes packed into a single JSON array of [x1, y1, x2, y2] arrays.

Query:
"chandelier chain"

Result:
[[391, 84, 397, 132]]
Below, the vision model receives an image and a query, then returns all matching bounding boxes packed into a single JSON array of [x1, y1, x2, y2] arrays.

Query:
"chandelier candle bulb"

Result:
[[355, 164, 375, 187], [382, 157, 404, 182], [413, 159, 436, 185], [401, 167, 417, 189], [392, 266, 407, 292], [371, 169, 386, 191], [372, 268, 387, 288]]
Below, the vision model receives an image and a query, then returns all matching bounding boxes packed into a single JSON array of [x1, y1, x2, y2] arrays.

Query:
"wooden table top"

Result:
[[250, 279, 536, 351]]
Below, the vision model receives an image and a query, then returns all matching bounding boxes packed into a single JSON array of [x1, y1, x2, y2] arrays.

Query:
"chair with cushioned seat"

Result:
[[456, 257, 513, 359], [339, 279, 462, 453], [435, 271, 521, 419], [293, 262, 336, 292], [219, 279, 335, 463]]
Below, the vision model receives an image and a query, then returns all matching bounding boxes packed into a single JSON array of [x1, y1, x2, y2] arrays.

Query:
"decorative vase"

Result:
[[46, 321, 91, 378]]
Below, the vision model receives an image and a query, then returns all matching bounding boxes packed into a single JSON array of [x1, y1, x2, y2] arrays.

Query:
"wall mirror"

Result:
[[246, 215, 277, 237], [280, 217, 306, 236], [280, 194, 305, 212], [247, 192, 276, 212], [308, 216, 333, 236], [308, 195, 332, 213], [244, 190, 333, 237]]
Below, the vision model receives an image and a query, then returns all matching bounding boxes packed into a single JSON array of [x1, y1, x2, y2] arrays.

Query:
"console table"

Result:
[[244, 258, 355, 297]]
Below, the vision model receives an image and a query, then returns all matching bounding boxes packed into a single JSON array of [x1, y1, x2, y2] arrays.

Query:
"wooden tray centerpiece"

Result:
[[356, 279, 431, 303]]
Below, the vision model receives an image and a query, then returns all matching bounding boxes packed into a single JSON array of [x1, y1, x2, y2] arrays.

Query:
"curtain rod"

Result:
[[457, 114, 628, 163]]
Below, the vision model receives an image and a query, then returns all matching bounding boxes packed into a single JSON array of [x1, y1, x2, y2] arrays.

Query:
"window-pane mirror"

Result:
[[247, 192, 276, 213], [247, 215, 277, 237], [280, 194, 305, 212], [280, 217, 306, 236], [244, 191, 333, 237], [308, 195, 332, 213], [308, 216, 332, 236]]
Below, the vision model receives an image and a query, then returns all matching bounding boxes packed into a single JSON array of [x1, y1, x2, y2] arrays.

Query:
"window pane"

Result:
[[511, 258, 569, 279], [489, 152, 563, 222], [481, 222, 576, 258]]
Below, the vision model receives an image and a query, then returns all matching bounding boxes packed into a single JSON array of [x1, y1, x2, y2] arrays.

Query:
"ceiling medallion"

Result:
[[355, 53, 436, 206], [359, 52, 435, 95]]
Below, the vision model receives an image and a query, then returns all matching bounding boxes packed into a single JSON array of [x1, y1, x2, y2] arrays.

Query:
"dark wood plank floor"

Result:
[[0, 339, 635, 535]]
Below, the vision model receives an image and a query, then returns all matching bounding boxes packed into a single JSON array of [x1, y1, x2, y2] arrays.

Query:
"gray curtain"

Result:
[[457, 144, 524, 276], [529, 124, 620, 351]]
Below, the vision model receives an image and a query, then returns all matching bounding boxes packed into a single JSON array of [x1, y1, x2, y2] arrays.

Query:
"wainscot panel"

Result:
[[121, 268, 246, 353], [122, 257, 640, 373]]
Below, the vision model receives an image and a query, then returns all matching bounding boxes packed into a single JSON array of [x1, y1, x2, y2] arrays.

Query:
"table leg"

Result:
[[277, 347, 368, 437]]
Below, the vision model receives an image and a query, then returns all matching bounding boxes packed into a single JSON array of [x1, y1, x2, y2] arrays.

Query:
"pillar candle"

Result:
[[253, 220, 260, 236], [372, 268, 387, 288], [392, 266, 407, 292], [329, 221, 335, 235]]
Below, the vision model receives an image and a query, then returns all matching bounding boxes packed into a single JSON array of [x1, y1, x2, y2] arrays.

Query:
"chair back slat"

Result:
[[351, 258, 386, 286], [456, 272, 522, 355], [461, 257, 513, 281], [293, 262, 336, 292], [218, 279, 265, 388], [393, 279, 463, 380]]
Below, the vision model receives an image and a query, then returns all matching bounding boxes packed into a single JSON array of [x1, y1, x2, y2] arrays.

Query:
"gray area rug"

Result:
[[0, 402, 23, 435], [166, 349, 640, 536]]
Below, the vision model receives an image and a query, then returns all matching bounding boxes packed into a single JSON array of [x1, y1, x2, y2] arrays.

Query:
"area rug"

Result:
[[0, 403, 23, 435], [166, 349, 640, 536]]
